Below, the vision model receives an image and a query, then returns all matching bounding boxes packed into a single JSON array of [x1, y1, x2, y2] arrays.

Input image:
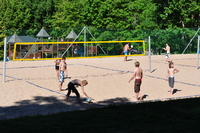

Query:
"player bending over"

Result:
[[66, 79, 91, 104]]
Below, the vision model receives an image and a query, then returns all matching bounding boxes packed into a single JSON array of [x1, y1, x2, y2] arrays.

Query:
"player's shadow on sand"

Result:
[[96, 97, 130, 105], [168, 89, 181, 94], [126, 59, 133, 61], [150, 69, 157, 73], [142, 94, 148, 100], [173, 89, 181, 94]]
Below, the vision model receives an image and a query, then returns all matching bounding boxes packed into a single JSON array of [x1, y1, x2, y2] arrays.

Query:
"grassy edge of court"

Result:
[[1, 97, 200, 133]]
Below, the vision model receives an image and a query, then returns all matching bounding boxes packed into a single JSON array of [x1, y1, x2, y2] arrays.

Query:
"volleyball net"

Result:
[[12, 40, 145, 61]]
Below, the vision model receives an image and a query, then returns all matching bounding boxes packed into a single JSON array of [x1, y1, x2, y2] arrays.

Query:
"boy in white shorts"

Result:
[[163, 43, 170, 63]]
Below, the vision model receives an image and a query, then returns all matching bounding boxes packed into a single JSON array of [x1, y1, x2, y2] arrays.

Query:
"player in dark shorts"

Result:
[[128, 61, 143, 101], [166, 61, 179, 95], [134, 79, 142, 93], [66, 81, 80, 100], [55, 59, 61, 70], [55, 65, 59, 70], [54, 59, 61, 79]]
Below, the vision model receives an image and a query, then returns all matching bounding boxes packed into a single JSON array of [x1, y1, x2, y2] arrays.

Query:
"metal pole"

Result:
[[182, 28, 200, 54], [148, 36, 151, 72], [196, 36, 200, 69], [84, 26, 87, 57], [3, 37, 7, 83]]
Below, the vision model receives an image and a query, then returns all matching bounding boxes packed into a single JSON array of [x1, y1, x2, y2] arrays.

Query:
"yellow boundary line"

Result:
[[13, 54, 145, 61]]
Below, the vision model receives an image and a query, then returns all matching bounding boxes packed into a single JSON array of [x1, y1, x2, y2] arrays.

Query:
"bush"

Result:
[[0, 49, 3, 60]]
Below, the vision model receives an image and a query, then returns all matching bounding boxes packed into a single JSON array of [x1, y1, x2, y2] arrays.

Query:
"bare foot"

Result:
[[171, 90, 174, 95], [139, 96, 143, 101]]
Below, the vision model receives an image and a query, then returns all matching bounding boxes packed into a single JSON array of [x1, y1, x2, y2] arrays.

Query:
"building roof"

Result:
[[66, 30, 78, 39], [7, 33, 22, 43], [36, 28, 50, 37], [6, 35, 42, 44]]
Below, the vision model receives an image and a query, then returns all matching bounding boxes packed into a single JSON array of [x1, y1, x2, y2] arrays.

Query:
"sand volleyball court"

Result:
[[0, 54, 200, 120]]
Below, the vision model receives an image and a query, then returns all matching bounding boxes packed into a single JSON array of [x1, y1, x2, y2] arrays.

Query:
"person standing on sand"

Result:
[[163, 43, 170, 63], [54, 58, 61, 79], [66, 79, 91, 104], [166, 61, 179, 95], [128, 61, 143, 101], [123, 42, 131, 61], [58, 57, 68, 91]]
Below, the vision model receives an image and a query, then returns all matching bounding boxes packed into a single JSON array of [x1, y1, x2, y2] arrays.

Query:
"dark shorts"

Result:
[[55, 65, 59, 70], [66, 82, 80, 98], [168, 77, 174, 88], [134, 79, 142, 93]]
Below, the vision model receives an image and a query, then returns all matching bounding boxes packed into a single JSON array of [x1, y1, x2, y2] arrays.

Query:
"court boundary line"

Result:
[[78, 64, 200, 87], [0, 74, 66, 96]]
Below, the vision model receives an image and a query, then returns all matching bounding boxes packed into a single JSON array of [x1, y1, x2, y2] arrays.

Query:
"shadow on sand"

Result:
[[0, 96, 131, 120], [173, 89, 181, 94]]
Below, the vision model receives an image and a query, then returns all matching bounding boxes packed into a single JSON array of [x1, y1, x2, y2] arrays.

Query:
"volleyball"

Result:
[[86, 98, 91, 102]]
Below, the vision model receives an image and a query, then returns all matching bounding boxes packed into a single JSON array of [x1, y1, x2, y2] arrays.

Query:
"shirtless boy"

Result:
[[166, 61, 179, 95], [123, 42, 131, 61], [128, 61, 143, 101], [66, 79, 91, 104], [163, 43, 170, 63], [58, 57, 68, 91]]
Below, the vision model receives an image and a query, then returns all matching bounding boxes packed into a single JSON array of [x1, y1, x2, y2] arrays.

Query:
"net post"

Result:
[[3, 37, 7, 83], [148, 36, 151, 72], [196, 36, 200, 69], [182, 28, 200, 54], [84, 26, 87, 57]]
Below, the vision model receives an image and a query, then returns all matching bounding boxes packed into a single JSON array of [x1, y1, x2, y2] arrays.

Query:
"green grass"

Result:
[[1, 98, 200, 133]]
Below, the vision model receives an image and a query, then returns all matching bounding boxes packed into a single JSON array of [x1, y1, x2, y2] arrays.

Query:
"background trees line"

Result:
[[1, 0, 199, 30], [0, 0, 199, 59]]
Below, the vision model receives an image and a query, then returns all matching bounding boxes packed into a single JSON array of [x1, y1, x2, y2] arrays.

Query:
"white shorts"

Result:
[[165, 52, 170, 58]]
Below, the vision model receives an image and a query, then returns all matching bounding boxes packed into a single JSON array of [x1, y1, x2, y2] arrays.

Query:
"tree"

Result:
[[50, 0, 84, 29], [159, 0, 200, 28], [0, 0, 31, 30], [0, 21, 6, 60], [0, 0, 59, 30], [129, 0, 160, 29]]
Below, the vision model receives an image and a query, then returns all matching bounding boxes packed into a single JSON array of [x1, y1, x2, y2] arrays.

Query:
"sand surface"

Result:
[[0, 54, 200, 120]]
